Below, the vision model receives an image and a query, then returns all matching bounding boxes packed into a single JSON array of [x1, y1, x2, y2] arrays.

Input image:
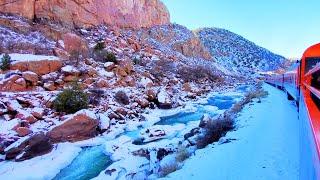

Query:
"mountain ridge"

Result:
[[195, 27, 287, 76]]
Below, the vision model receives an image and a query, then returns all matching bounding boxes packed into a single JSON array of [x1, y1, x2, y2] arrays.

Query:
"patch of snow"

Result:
[[166, 84, 299, 179], [61, 65, 79, 74], [73, 137, 106, 147], [97, 68, 114, 78], [0, 143, 81, 180], [0, 118, 20, 135], [97, 113, 110, 130], [0, 53, 59, 62]]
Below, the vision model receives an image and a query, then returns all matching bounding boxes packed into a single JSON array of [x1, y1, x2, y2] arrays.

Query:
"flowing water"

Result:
[[53, 93, 243, 180], [53, 146, 112, 180]]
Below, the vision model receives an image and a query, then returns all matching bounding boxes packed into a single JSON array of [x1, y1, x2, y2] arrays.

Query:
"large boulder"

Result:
[[157, 89, 172, 109], [47, 110, 99, 143], [5, 133, 53, 161], [0, 0, 170, 29], [22, 71, 39, 86], [0, 74, 27, 91], [61, 33, 89, 56], [8, 54, 63, 75]]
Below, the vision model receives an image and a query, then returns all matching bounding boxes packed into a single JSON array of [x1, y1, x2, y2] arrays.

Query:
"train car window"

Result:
[[305, 57, 320, 74], [311, 71, 320, 109]]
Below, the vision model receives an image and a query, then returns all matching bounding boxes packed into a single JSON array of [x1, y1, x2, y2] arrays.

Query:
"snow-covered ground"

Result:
[[166, 84, 299, 180]]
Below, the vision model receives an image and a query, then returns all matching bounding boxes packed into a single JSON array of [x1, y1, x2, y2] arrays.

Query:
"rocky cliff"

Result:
[[0, 0, 170, 28]]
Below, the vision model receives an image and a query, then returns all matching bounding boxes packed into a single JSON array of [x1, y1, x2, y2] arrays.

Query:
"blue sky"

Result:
[[161, 0, 320, 58]]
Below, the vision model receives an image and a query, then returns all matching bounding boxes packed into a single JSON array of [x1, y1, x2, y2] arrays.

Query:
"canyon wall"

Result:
[[0, 0, 170, 28]]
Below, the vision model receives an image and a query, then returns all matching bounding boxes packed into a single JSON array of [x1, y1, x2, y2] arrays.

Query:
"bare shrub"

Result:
[[178, 65, 223, 83], [115, 91, 129, 105], [94, 50, 117, 64], [69, 50, 83, 66], [88, 89, 105, 106], [175, 146, 190, 163], [196, 84, 268, 149], [159, 162, 179, 177], [93, 41, 106, 51], [150, 59, 175, 80], [196, 114, 234, 149]]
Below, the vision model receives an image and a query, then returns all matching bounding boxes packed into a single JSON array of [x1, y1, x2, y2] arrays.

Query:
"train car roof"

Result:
[[303, 43, 320, 58], [287, 62, 300, 71]]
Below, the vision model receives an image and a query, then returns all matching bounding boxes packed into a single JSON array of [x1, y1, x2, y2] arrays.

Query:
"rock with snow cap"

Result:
[[15, 110, 38, 124], [7, 54, 63, 75], [22, 71, 39, 85], [61, 65, 80, 76], [157, 89, 172, 109], [43, 81, 56, 91], [31, 107, 45, 119], [0, 74, 27, 91], [104, 62, 115, 71], [47, 110, 99, 143], [5, 132, 53, 161]]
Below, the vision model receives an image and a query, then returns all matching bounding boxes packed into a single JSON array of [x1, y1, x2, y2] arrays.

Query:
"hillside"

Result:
[[195, 28, 287, 76]]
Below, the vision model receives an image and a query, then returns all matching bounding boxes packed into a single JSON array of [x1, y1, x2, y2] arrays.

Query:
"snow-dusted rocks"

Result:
[[135, 124, 185, 144], [136, 97, 150, 108], [195, 28, 286, 75], [61, 65, 80, 76], [0, 74, 27, 91], [43, 81, 56, 91], [47, 110, 99, 143], [104, 62, 115, 71], [15, 127, 32, 137], [199, 114, 212, 128], [22, 71, 39, 85], [139, 77, 154, 88], [142, 24, 212, 60], [15, 110, 38, 124], [5, 132, 53, 161], [157, 89, 173, 109], [5, 54, 63, 75]]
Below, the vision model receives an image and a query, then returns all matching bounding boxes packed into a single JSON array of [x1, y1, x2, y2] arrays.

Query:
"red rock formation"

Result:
[[0, 0, 170, 28], [10, 57, 63, 75], [47, 110, 99, 143], [0, 0, 35, 19]]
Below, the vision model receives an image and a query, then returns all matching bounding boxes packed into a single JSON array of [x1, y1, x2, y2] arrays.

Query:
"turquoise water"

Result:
[[207, 95, 240, 110], [157, 95, 240, 125], [156, 106, 218, 125], [53, 146, 112, 180], [53, 93, 242, 179]]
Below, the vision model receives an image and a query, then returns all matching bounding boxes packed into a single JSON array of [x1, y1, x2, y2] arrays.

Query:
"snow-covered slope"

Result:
[[195, 28, 287, 76], [166, 84, 299, 179]]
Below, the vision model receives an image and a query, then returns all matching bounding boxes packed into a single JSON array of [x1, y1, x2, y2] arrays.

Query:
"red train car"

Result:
[[266, 43, 320, 179]]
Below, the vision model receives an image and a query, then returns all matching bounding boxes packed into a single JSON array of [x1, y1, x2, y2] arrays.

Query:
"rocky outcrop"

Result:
[[0, 0, 170, 29], [0, 0, 35, 20], [139, 24, 212, 60], [47, 110, 99, 143], [5, 133, 53, 161], [61, 33, 89, 56], [9, 54, 63, 75]]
